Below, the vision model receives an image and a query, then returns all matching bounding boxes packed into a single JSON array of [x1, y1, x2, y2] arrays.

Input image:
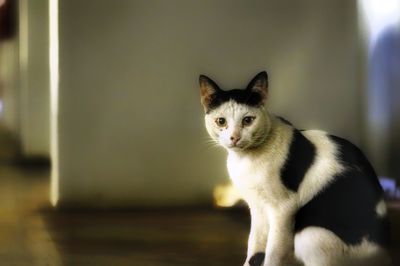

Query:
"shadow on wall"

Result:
[[0, 0, 16, 40], [369, 25, 400, 180]]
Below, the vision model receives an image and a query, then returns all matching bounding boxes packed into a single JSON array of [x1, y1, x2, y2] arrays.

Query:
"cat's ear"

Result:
[[246, 71, 268, 105], [199, 75, 220, 112]]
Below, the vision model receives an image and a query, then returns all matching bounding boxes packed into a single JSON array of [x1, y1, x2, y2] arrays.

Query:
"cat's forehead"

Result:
[[208, 100, 254, 118]]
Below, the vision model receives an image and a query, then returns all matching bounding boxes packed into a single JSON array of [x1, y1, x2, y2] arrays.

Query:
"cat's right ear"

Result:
[[199, 75, 220, 112], [246, 71, 268, 105]]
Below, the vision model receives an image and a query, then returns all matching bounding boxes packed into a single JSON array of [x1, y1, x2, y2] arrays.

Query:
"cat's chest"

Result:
[[227, 153, 279, 190], [227, 152, 293, 207]]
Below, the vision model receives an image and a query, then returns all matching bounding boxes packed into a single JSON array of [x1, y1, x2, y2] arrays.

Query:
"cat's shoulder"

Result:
[[274, 116, 362, 156], [296, 130, 360, 157], [297, 129, 374, 174]]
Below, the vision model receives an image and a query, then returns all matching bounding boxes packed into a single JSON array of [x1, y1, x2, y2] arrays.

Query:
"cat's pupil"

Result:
[[216, 117, 226, 127]]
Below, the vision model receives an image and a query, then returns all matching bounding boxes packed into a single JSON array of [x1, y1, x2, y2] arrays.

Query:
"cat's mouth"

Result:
[[227, 140, 261, 151], [227, 142, 247, 150]]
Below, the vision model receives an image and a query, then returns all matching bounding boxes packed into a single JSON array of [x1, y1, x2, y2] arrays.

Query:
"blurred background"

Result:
[[0, 0, 399, 265]]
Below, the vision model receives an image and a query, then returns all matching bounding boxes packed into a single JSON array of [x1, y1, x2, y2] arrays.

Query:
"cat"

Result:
[[199, 71, 391, 266]]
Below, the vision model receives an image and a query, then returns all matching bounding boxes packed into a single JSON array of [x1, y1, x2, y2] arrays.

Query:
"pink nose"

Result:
[[230, 135, 241, 145]]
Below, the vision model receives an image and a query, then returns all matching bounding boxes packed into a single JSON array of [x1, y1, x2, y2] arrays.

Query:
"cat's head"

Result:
[[199, 71, 271, 151]]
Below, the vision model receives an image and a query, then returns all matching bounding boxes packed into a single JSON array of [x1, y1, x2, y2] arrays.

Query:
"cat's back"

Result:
[[295, 129, 389, 247], [300, 129, 382, 193]]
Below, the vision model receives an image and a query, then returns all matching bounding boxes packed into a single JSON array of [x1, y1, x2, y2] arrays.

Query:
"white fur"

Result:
[[295, 227, 390, 266], [376, 199, 387, 217], [297, 130, 344, 205], [204, 101, 390, 266], [205, 100, 270, 150]]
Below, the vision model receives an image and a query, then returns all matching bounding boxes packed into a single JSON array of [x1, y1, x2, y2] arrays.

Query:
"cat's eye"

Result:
[[215, 117, 227, 127], [242, 116, 255, 126]]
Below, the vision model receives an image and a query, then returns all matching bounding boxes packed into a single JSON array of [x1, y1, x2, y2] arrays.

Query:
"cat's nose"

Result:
[[230, 135, 241, 145]]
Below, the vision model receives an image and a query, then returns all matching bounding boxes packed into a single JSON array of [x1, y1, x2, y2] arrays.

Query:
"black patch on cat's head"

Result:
[[199, 71, 268, 113]]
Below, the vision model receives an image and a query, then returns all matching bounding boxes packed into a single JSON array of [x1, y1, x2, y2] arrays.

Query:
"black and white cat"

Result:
[[199, 71, 391, 266]]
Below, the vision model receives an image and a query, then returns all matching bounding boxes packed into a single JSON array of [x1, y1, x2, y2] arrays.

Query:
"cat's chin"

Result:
[[226, 142, 262, 152], [226, 144, 248, 151]]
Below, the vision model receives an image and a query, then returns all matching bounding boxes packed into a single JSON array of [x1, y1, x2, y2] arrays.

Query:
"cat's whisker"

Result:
[[204, 140, 221, 149], [204, 140, 218, 145]]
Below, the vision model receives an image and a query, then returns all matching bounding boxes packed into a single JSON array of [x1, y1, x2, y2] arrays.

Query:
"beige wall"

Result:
[[0, 0, 50, 158], [0, 39, 20, 136], [19, 0, 50, 157], [53, 0, 360, 207]]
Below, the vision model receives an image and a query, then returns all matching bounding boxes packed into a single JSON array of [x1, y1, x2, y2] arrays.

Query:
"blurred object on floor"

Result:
[[213, 183, 242, 208], [380, 176, 400, 200]]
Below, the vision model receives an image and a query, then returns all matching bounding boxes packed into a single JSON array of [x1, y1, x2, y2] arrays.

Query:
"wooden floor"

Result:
[[0, 129, 399, 265], [1, 165, 400, 266], [0, 161, 251, 266]]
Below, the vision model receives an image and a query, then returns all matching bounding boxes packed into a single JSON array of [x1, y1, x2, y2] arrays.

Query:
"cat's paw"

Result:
[[263, 254, 303, 266], [244, 252, 265, 266]]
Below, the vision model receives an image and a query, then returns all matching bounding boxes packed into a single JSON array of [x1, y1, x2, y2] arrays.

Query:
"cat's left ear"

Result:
[[199, 75, 220, 112], [246, 71, 269, 105]]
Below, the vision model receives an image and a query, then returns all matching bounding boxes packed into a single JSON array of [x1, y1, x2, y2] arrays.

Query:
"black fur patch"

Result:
[[249, 252, 265, 266], [277, 116, 293, 126], [294, 135, 390, 246], [280, 130, 316, 191], [206, 89, 263, 113]]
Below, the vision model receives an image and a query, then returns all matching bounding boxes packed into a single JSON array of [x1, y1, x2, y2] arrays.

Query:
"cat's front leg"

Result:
[[263, 212, 301, 266], [243, 206, 269, 266]]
